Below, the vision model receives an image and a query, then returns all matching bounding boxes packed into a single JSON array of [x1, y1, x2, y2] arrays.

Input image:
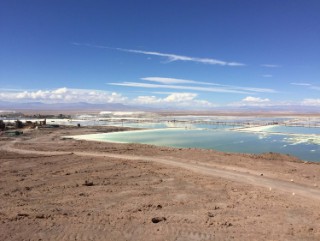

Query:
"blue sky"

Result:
[[1, 0, 320, 109]]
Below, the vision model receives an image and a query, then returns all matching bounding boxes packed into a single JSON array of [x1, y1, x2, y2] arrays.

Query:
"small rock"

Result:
[[260, 173, 263, 176], [222, 221, 232, 227], [208, 212, 215, 217], [36, 214, 45, 219], [83, 181, 94, 186], [156, 205, 162, 209], [17, 213, 29, 217], [152, 217, 166, 223]]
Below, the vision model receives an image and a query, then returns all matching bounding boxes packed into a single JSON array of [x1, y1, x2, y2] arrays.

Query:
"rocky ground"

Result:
[[0, 126, 319, 241]]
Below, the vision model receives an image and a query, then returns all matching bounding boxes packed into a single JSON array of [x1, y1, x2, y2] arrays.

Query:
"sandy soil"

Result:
[[1, 126, 320, 241]]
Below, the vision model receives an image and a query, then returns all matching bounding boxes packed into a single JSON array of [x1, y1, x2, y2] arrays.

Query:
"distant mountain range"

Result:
[[0, 101, 141, 112], [224, 105, 320, 114], [0, 101, 319, 114]]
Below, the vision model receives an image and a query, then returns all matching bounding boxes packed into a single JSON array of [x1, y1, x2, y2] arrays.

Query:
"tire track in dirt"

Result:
[[3, 143, 320, 201], [122, 221, 218, 241], [75, 152, 320, 201]]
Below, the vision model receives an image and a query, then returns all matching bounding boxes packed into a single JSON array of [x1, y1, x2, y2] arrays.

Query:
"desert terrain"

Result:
[[1, 125, 320, 241]]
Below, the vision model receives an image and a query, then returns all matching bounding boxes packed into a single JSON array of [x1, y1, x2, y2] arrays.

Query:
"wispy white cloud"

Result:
[[0, 87, 127, 104], [73, 43, 245, 66], [121, 48, 245, 66], [232, 86, 276, 93], [110, 82, 253, 94], [290, 82, 320, 91], [261, 64, 281, 68], [141, 77, 223, 86], [242, 96, 270, 103], [290, 82, 311, 86], [138, 77, 277, 94], [133, 92, 216, 108], [141, 77, 202, 85], [228, 96, 272, 107]]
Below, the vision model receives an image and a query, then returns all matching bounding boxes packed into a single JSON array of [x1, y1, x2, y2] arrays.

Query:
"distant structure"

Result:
[[0, 120, 5, 131], [39, 119, 46, 126], [15, 120, 23, 129]]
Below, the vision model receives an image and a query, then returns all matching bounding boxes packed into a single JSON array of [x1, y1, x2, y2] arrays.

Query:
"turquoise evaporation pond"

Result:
[[77, 128, 320, 162]]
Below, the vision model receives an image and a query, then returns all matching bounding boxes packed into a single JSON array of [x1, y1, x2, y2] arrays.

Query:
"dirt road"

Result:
[[3, 138, 320, 201]]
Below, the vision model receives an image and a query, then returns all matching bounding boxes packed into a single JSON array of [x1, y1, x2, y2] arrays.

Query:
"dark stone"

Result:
[[84, 181, 94, 186], [152, 217, 166, 223]]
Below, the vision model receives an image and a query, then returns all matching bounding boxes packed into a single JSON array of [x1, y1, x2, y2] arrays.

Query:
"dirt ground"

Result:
[[0, 126, 320, 241]]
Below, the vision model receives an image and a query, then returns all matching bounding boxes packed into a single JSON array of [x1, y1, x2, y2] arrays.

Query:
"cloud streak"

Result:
[[114, 77, 277, 94], [141, 77, 219, 86], [110, 82, 253, 94], [73, 43, 245, 66], [261, 64, 281, 68], [291, 82, 320, 90], [121, 48, 245, 66], [141, 77, 201, 85], [290, 82, 311, 86], [110, 82, 277, 94]]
